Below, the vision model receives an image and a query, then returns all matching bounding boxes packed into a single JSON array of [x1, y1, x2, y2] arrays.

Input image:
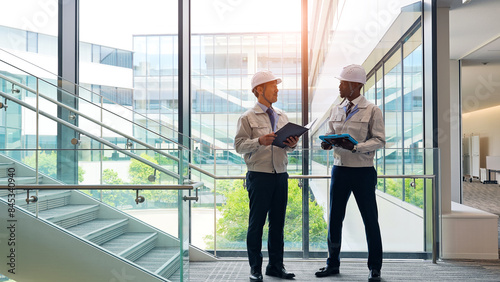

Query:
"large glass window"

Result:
[[0, 2, 58, 167], [191, 0, 302, 253], [385, 49, 403, 175], [309, 0, 427, 256], [403, 30, 423, 174]]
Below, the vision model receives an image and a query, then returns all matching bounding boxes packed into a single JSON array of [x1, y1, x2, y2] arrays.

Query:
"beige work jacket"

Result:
[[326, 96, 385, 167], [235, 103, 295, 173]]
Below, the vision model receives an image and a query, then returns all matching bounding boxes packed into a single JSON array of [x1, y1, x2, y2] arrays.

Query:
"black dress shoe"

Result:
[[265, 264, 295, 279], [249, 268, 263, 282], [368, 269, 381, 281], [315, 265, 339, 277]]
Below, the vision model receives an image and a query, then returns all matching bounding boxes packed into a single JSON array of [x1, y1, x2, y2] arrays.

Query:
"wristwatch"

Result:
[[351, 144, 357, 153]]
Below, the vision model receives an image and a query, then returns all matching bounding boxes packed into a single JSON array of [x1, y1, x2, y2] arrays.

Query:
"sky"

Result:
[[79, 0, 302, 50]]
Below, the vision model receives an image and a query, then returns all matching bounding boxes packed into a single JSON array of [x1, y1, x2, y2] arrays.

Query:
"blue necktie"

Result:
[[266, 108, 275, 130]]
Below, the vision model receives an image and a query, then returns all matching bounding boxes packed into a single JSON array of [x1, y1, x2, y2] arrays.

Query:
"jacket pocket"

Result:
[[348, 115, 370, 141], [330, 114, 344, 132], [333, 114, 343, 122], [248, 117, 270, 138]]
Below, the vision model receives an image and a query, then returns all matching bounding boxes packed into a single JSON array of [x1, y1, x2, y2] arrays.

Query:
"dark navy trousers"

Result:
[[246, 171, 288, 269], [327, 166, 383, 270]]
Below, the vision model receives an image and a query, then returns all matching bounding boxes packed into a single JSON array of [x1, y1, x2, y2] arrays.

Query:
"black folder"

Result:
[[272, 119, 316, 148]]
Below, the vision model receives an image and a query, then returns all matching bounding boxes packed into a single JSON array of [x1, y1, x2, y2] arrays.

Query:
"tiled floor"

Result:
[[189, 258, 500, 281], [463, 179, 500, 246]]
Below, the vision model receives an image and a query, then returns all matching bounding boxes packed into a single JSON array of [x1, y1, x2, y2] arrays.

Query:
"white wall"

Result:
[[437, 7, 452, 214]]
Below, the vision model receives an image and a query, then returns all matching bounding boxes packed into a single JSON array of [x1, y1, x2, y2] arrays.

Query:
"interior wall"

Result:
[[463, 105, 500, 176], [437, 7, 452, 214]]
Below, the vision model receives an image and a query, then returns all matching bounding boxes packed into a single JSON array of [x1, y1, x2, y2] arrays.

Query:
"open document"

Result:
[[272, 119, 317, 148]]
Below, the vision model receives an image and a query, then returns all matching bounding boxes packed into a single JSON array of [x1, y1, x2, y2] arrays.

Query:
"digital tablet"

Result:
[[319, 134, 358, 145]]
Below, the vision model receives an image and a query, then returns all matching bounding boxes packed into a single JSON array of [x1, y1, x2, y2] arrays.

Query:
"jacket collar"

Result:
[[252, 103, 283, 115], [338, 95, 369, 109]]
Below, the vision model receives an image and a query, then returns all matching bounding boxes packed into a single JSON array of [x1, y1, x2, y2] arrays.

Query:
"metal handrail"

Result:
[[13, 182, 204, 190], [0, 49, 193, 148], [0, 73, 185, 158], [0, 90, 180, 179]]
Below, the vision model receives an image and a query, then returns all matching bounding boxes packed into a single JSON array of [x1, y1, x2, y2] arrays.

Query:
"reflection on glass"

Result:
[[384, 48, 403, 175]]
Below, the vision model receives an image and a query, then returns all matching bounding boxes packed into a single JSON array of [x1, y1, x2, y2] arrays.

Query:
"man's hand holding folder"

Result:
[[271, 123, 305, 148], [272, 119, 316, 148]]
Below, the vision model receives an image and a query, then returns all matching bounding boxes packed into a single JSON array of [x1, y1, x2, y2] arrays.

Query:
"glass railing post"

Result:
[[302, 150, 310, 259], [435, 149, 441, 262], [213, 176, 217, 256]]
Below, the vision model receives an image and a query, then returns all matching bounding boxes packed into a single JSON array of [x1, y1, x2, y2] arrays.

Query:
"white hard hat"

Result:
[[251, 70, 282, 90], [336, 64, 366, 84]]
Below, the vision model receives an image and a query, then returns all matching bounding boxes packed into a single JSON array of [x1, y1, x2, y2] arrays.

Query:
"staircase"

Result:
[[0, 159, 189, 282], [0, 50, 217, 281]]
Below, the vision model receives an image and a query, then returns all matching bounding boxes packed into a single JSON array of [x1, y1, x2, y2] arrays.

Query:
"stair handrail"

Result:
[[0, 48, 196, 149], [0, 72, 188, 153], [14, 182, 204, 190], [0, 89, 180, 180], [0, 73, 184, 159], [0, 72, 249, 184]]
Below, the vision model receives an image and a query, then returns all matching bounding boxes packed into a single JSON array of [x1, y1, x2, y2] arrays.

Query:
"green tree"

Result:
[[103, 168, 124, 184], [206, 178, 328, 249], [404, 178, 424, 208], [23, 150, 85, 183], [98, 168, 134, 207], [129, 153, 177, 206], [379, 178, 424, 208]]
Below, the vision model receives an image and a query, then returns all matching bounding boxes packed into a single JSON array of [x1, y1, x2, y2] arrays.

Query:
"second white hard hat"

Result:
[[251, 70, 282, 90], [336, 64, 366, 84]]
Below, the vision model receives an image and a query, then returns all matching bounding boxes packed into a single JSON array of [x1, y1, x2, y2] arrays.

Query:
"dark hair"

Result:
[[252, 81, 272, 98], [252, 87, 260, 98]]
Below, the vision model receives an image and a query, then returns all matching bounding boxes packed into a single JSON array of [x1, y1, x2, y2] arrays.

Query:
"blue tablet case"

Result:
[[319, 134, 358, 145]]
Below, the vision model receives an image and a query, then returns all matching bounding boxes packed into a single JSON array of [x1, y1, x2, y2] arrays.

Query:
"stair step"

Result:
[[39, 204, 100, 229], [0, 162, 15, 178], [134, 247, 179, 274], [0, 176, 41, 185], [0, 188, 24, 197], [67, 218, 129, 244], [101, 232, 157, 256], [13, 190, 72, 213], [0, 158, 190, 281]]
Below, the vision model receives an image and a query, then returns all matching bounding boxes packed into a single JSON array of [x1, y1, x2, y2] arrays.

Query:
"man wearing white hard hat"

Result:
[[235, 70, 299, 281], [315, 64, 385, 281]]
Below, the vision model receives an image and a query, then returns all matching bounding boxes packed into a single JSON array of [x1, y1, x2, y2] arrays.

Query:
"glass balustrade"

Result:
[[0, 147, 194, 281], [188, 147, 440, 260]]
